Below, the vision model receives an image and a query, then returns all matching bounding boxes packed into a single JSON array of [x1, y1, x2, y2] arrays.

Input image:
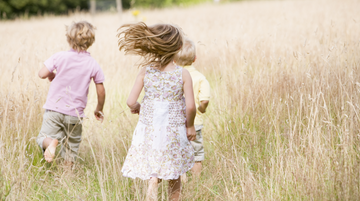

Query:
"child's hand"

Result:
[[131, 108, 140, 114], [94, 110, 104, 123], [129, 102, 141, 115], [186, 126, 196, 141], [48, 72, 56, 82]]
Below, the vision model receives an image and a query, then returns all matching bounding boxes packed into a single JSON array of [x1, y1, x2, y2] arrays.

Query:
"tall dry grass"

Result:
[[1, 0, 360, 200]]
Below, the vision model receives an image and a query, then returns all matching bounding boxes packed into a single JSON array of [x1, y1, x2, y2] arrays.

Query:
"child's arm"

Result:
[[198, 78, 211, 113], [183, 69, 197, 141], [127, 68, 146, 114], [94, 83, 106, 122], [198, 100, 209, 113], [38, 65, 56, 81]]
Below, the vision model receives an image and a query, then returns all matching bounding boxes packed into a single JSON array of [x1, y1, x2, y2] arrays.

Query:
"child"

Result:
[[36, 21, 106, 166], [117, 22, 196, 201], [175, 37, 210, 178]]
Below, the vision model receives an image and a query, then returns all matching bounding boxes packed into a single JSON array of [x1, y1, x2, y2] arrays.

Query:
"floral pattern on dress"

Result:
[[143, 67, 184, 102], [122, 66, 195, 180]]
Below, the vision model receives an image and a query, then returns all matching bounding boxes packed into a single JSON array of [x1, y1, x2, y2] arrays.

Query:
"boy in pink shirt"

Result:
[[36, 21, 106, 166]]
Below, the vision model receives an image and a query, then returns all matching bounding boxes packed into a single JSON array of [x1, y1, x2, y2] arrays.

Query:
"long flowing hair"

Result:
[[117, 22, 183, 69]]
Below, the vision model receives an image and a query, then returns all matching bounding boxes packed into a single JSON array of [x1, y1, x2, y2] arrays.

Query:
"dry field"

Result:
[[1, 0, 360, 200]]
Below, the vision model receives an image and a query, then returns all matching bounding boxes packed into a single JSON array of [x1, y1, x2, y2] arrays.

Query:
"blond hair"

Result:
[[66, 21, 95, 52], [117, 22, 183, 69], [174, 37, 196, 66]]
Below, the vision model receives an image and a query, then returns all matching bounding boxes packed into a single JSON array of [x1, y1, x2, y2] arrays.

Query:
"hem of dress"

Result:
[[121, 162, 195, 181]]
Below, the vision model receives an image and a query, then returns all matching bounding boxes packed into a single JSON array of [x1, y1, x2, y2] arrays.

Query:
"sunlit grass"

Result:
[[1, 0, 360, 200]]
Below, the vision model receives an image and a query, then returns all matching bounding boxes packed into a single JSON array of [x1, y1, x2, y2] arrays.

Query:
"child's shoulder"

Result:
[[50, 51, 67, 57], [195, 69, 206, 78], [189, 67, 207, 80], [56, 49, 93, 58], [50, 50, 77, 59], [45, 51, 68, 63]]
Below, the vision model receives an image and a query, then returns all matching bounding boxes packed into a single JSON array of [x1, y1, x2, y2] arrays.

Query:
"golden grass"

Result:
[[1, 0, 360, 200]]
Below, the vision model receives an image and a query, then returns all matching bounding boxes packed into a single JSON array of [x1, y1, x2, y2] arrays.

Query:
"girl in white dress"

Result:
[[117, 22, 196, 201]]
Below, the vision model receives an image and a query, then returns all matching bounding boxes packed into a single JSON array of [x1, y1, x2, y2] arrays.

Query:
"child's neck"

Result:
[[159, 62, 176, 72]]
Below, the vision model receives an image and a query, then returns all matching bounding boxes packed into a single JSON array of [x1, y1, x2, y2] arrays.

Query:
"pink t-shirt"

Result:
[[43, 49, 105, 117]]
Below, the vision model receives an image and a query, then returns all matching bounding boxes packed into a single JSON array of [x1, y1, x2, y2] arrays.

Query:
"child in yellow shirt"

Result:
[[175, 37, 211, 177]]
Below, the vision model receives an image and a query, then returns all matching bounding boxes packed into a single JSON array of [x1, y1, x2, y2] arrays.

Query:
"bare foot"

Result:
[[44, 139, 58, 162]]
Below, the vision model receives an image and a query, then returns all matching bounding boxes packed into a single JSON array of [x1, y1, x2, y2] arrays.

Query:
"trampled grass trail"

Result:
[[1, 0, 360, 200]]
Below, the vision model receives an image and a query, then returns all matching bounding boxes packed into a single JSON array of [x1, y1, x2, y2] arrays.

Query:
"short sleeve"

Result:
[[92, 63, 105, 84], [44, 52, 61, 72], [198, 77, 211, 101]]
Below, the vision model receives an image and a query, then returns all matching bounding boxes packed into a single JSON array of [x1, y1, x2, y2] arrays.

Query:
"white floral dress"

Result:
[[121, 66, 195, 180]]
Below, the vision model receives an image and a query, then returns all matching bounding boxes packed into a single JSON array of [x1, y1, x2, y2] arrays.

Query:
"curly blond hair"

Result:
[[66, 21, 95, 52], [117, 22, 183, 69], [174, 37, 196, 66]]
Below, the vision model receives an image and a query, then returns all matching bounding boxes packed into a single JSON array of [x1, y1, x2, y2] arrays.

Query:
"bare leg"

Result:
[[180, 173, 187, 184], [168, 178, 181, 201], [43, 137, 58, 163], [146, 177, 159, 201], [191, 161, 202, 178]]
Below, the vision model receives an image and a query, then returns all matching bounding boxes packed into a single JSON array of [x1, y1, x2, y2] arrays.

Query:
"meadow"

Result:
[[1, 0, 360, 200]]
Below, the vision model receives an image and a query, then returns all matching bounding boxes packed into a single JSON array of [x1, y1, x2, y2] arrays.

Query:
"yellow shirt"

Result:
[[183, 65, 211, 126]]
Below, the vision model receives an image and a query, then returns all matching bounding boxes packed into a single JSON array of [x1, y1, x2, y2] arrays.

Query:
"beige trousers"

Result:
[[36, 110, 83, 162], [190, 125, 204, 162]]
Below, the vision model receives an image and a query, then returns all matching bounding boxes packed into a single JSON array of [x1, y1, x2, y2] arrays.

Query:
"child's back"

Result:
[[122, 65, 194, 180], [44, 49, 104, 117]]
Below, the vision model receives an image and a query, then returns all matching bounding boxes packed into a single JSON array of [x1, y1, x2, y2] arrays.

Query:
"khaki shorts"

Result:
[[36, 110, 83, 162], [190, 125, 204, 162]]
